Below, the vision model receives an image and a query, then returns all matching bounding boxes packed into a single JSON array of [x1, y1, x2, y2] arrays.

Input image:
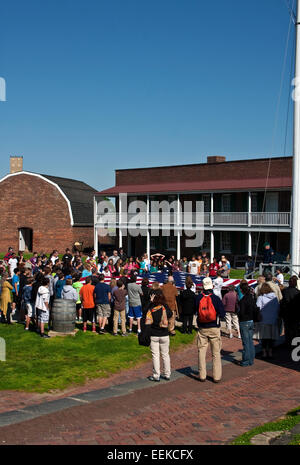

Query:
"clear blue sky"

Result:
[[0, 0, 295, 190]]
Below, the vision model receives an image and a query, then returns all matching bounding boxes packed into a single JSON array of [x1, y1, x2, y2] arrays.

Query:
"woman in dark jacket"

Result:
[[180, 276, 196, 334], [236, 282, 258, 367], [144, 290, 173, 382], [280, 276, 300, 346]]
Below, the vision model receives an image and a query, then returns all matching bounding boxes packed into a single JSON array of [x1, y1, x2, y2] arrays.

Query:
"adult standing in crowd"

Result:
[[196, 277, 225, 383], [80, 276, 96, 333], [236, 282, 258, 367], [280, 276, 300, 346], [94, 274, 111, 334], [127, 273, 143, 334], [213, 270, 223, 299], [35, 277, 51, 338], [180, 276, 196, 334], [162, 275, 178, 336], [0, 273, 13, 323], [222, 285, 240, 339], [254, 283, 280, 359], [145, 290, 173, 382]]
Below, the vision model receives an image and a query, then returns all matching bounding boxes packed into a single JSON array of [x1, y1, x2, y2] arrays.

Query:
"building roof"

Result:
[[0, 171, 97, 226], [97, 156, 293, 196], [40, 174, 98, 225]]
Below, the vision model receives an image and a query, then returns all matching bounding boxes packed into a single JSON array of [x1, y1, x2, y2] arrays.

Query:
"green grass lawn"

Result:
[[0, 323, 195, 393], [231, 406, 300, 445]]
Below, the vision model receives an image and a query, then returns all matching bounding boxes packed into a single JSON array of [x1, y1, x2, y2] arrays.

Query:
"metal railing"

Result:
[[258, 262, 299, 277], [96, 211, 291, 227]]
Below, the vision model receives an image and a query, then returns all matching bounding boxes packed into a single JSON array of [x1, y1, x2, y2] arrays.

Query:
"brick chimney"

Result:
[[207, 156, 226, 164], [10, 156, 23, 174]]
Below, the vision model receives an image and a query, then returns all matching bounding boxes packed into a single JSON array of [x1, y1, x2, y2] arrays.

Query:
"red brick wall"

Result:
[[116, 157, 292, 186], [0, 173, 93, 253]]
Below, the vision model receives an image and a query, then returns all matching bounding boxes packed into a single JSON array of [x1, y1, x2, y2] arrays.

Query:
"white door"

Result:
[[19, 229, 25, 251]]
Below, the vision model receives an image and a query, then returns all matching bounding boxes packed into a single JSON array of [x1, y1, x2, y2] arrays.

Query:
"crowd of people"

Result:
[[0, 245, 299, 383]]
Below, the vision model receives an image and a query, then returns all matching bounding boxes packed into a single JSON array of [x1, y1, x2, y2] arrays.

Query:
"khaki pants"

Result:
[[197, 327, 222, 381], [168, 310, 176, 334], [225, 312, 240, 333], [150, 336, 171, 379], [113, 309, 126, 334]]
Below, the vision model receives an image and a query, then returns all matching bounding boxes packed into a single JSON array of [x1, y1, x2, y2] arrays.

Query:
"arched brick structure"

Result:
[[0, 172, 96, 252]]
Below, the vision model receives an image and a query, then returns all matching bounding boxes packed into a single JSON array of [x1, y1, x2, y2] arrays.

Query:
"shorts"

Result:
[[38, 308, 49, 324], [26, 303, 35, 318], [83, 308, 96, 323], [76, 303, 81, 311], [96, 304, 111, 318], [128, 305, 142, 319]]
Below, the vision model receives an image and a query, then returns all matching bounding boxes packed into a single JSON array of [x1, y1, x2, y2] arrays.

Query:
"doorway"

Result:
[[18, 228, 33, 252]]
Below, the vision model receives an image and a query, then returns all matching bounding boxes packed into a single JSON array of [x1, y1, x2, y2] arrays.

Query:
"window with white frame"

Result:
[[221, 194, 231, 212], [202, 195, 210, 212], [220, 231, 231, 253], [166, 236, 176, 250], [150, 237, 156, 249]]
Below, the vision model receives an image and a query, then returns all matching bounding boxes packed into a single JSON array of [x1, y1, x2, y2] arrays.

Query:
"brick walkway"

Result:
[[0, 337, 299, 445]]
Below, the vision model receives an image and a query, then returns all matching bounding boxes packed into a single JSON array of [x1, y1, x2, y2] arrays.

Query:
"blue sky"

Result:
[[0, 0, 295, 190]]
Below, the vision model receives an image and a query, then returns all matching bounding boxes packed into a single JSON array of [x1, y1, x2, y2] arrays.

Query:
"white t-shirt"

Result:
[[276, 273, 284, 285], [8, 258, 18, 276], [213, 277, 223, 298], [189, 261, 199, 275]]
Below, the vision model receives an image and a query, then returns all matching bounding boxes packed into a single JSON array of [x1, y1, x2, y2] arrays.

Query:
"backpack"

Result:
[[198, 293, 217, 323]]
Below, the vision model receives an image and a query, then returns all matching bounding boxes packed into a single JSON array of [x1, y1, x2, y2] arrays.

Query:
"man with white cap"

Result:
[[195, 277, 225, 383]]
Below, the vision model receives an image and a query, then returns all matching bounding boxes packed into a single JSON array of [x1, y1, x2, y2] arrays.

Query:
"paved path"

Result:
[[0, 337, 299, 445]]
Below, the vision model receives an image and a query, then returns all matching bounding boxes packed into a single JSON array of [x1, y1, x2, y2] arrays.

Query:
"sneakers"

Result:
[[148, 376, 160, 382], [160, 375, 171, 381], [121, 333, 128, 337], [113, 333, 118, 336], [40, 333, 50, 338]]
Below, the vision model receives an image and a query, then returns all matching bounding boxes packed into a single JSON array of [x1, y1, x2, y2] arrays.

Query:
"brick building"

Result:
[[0, 157, 98, 253], [94, 156, 292, 263]]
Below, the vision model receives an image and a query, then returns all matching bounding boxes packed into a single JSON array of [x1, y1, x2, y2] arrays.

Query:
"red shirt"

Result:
[[209, 263, 220, 277]]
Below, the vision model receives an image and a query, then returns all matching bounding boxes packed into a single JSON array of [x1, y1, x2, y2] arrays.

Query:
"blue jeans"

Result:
[[239, 320, 255, 366]]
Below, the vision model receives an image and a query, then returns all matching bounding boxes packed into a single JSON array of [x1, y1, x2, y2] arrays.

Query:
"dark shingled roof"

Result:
[[40, 174, 97, 226]]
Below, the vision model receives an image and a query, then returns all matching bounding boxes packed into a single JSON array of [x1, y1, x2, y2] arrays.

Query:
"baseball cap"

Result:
[[202, 277, 213, 290]]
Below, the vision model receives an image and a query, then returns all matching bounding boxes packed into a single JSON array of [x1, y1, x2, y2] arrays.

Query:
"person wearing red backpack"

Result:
[[195, 277, 226, 383]]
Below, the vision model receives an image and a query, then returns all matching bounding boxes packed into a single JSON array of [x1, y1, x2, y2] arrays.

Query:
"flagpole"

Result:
[[292, 0, 300, 274]]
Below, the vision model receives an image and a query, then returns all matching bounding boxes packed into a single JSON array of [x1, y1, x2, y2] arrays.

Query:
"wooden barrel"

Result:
[[52, 299, 76, 333]]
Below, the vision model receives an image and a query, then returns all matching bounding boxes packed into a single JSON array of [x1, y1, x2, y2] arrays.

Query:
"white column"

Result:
[[292, 0, 300, 272], [177, 194, 181, 260], [248, 231, 252, 257], [210, 230, 214, 261], [210, 193, 214, 226], [118, 196, 122, 248], [146, 195, 150, 258], [94, 196, 98, 256], [248, 192, 252, 227]]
